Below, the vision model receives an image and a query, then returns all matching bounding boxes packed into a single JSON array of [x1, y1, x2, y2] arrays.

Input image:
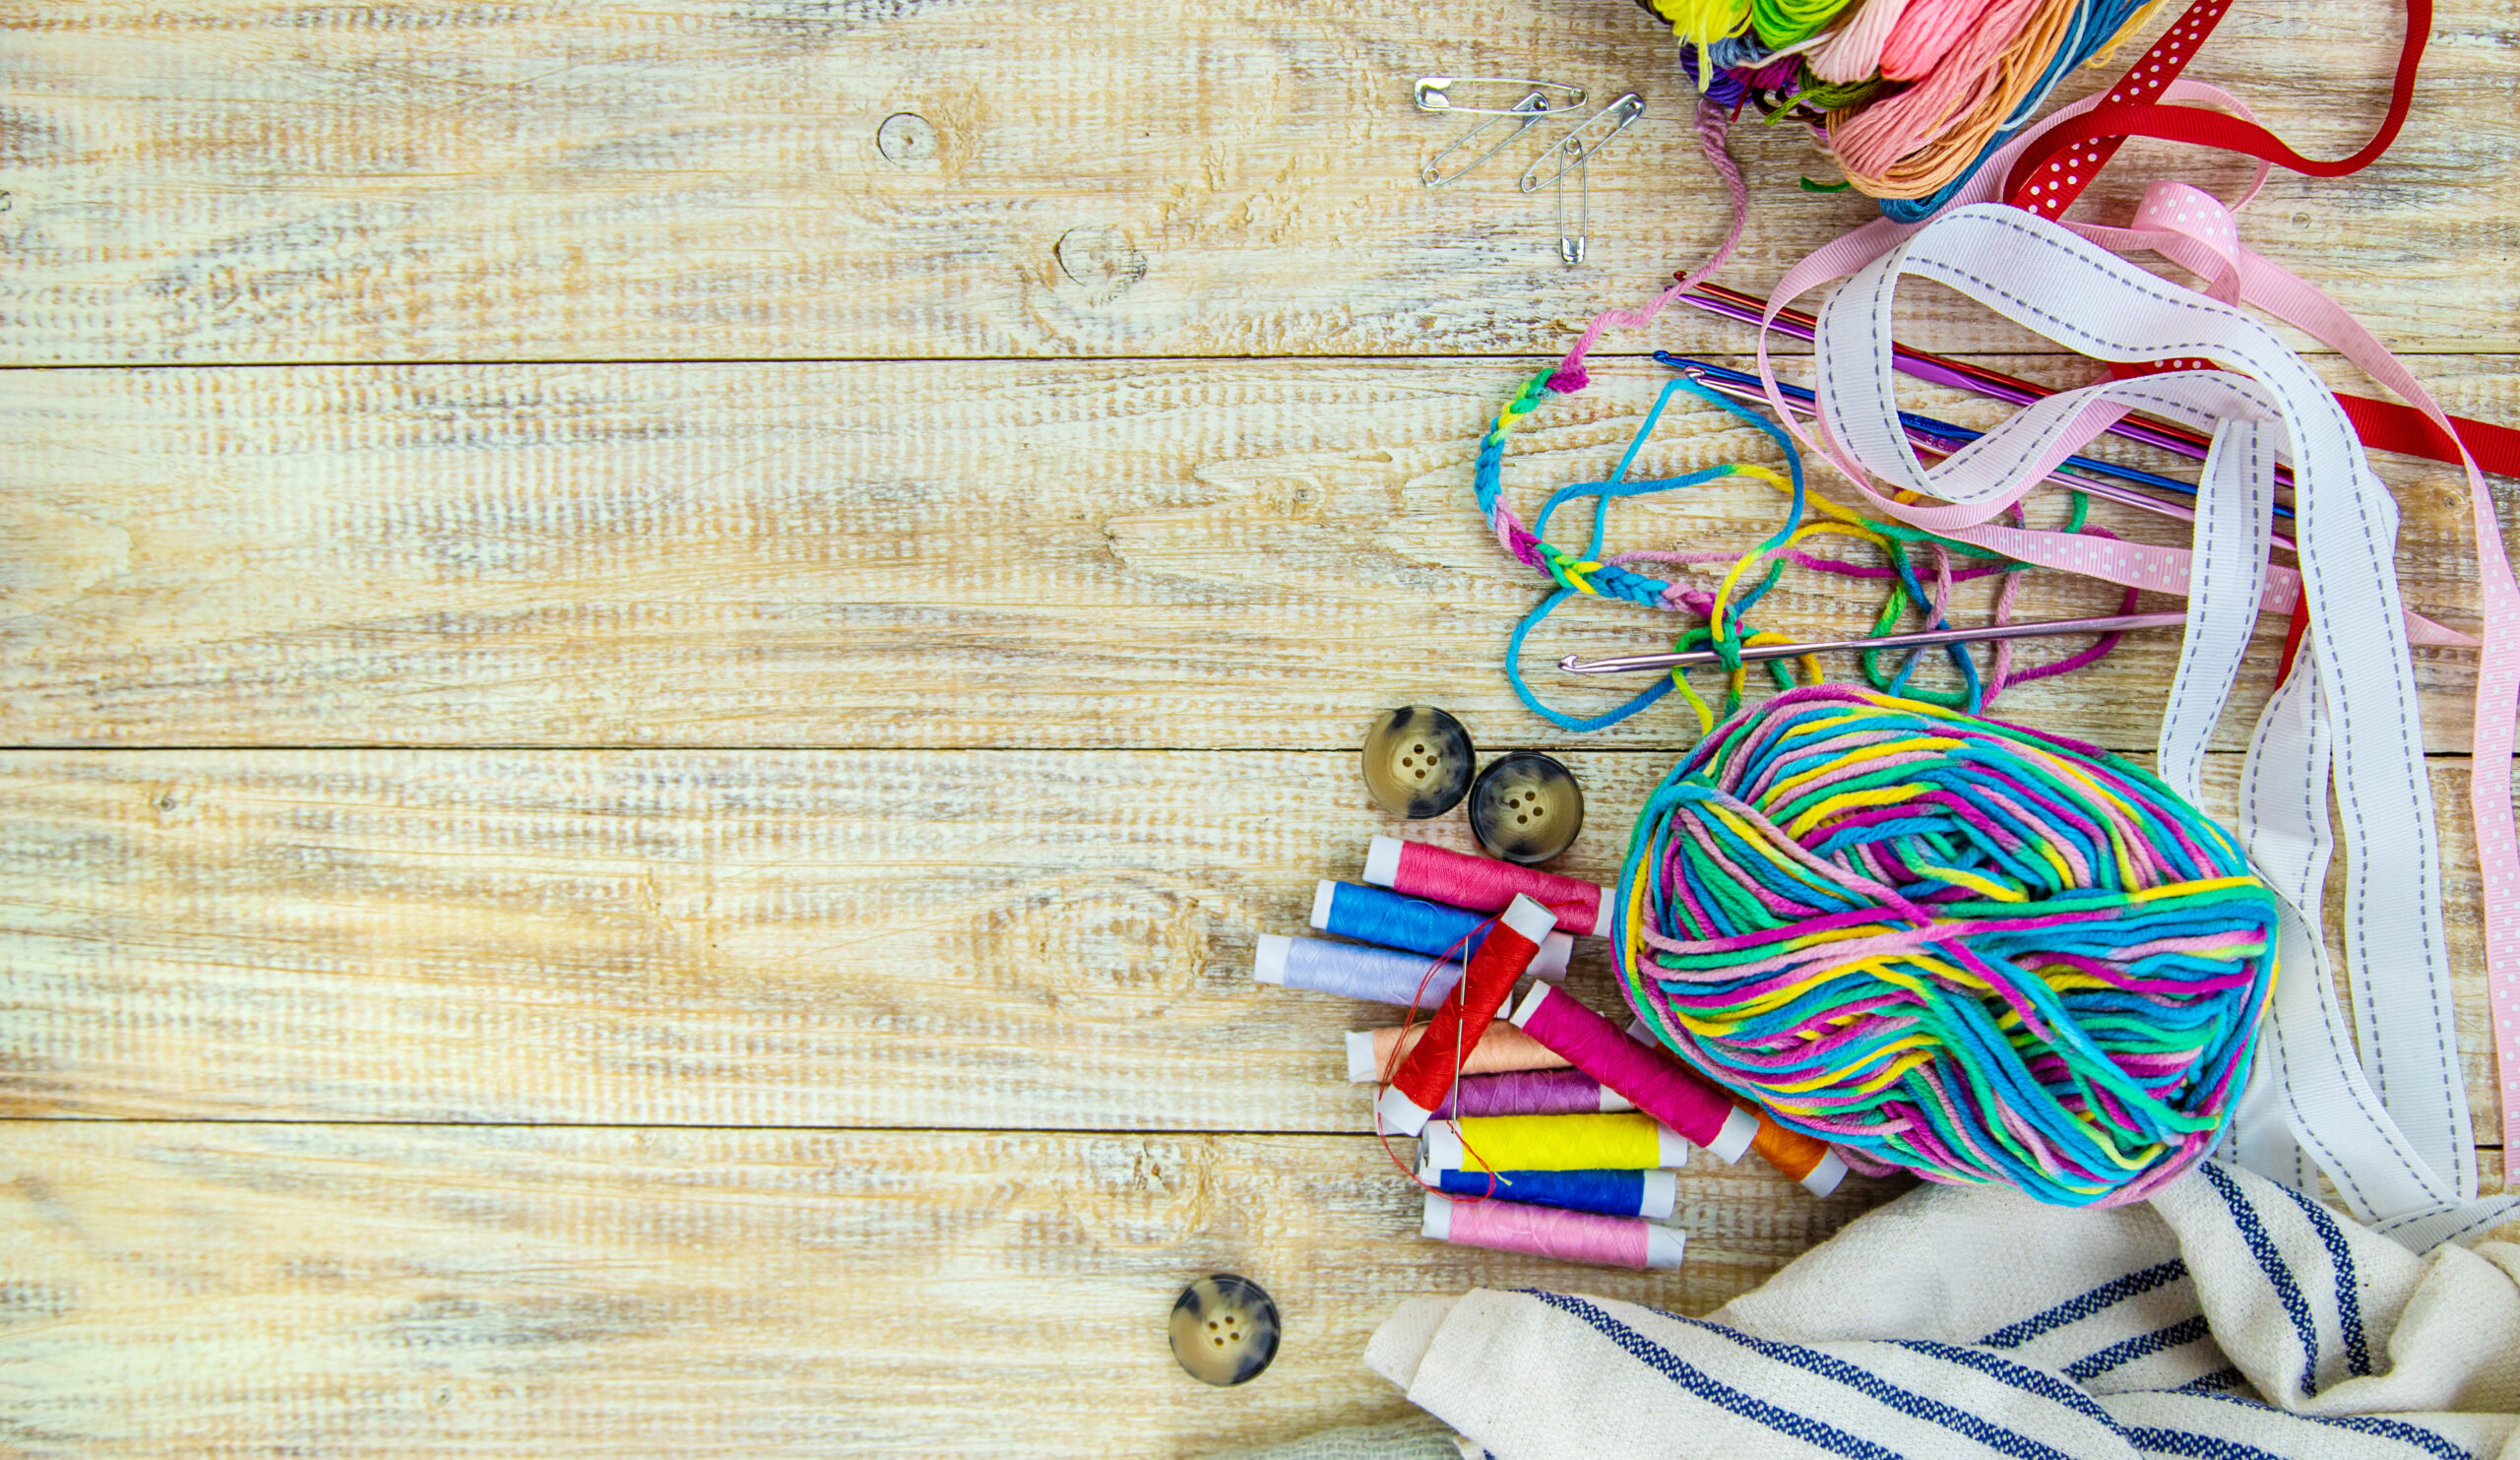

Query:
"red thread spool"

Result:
[[1374, 895, 1556, 1136], [1362, 836, 1612, 937], [1510, 984, 1758, 1163]]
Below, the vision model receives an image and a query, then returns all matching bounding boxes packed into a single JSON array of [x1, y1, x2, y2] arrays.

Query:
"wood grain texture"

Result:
[[0, 746, 2501, 1146], [0, 1122, 1912, 1457], [7, 356, 2516, 751], [2, 0, 2515, 364]]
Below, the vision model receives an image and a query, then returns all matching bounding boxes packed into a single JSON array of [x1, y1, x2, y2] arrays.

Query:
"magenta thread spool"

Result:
[[1429, 1067, 1634, 1119], [1309, 880, 1574, 980], [1361, 835, 1612, 936], [1510, 984, 1756, 1164], [1420, 1193, 1686, 1271]]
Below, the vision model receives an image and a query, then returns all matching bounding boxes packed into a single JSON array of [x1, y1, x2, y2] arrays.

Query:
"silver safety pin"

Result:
[[1422, 91, 1554, 186], [1556, 613, 2190, 675], [1522, 94, 1644, 192], [1556, 138, 1588, 264], [1415, 76, 1588, 115]]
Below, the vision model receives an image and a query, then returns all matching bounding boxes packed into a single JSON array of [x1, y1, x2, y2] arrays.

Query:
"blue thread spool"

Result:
[[1426, 1166, 1677, 1220], [1309, 880, 1573, 980]]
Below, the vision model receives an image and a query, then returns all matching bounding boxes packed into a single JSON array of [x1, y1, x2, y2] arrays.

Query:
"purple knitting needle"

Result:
[[1676, 286, 2299, 493]]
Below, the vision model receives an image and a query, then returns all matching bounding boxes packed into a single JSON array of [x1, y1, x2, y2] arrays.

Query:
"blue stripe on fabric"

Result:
[[2123, 1428, 2289, 1459], [1525, 1293, 1905, 1459], [2173, 1367, 2246, 1395], [1978, 1258, 2191, 1350], [1544, 1296, 2096, 1458], [2182, 1391, 2474, 1460], [2272, 1182, 2372, 1377], [1883, 1340, 2120, 1428], [2063, 1315, 2212, 1382], [2198, 1163, 2321, 1396]]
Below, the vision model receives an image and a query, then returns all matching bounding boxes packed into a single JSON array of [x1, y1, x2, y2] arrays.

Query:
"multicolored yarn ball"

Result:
[[1614, 683, 2278, 1205]]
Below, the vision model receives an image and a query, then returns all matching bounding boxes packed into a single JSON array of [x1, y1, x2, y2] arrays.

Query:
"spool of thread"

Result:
[[1624, 1016, 1847, 1197], [1420, 1112, 1690, 1173], [1375, 895, 1556, 1136], [1362, 836, 1611, 937], [1509, 984, 1757, 1165], [1429, 1166, 1678, 1220], [1311, 881, 1576, 981], [1430, 1067, 1635, 1119], [1346, 1022, 1569, 1083], [1421, 1193, 1686, 1271], [1256, 935, 1471, 1006]]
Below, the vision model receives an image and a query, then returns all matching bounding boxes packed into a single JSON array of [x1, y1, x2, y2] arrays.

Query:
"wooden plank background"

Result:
[[2, 0, 2513, 1453]]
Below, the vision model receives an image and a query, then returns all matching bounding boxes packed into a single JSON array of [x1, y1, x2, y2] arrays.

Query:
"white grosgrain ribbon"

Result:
[[1793, 201, 2516, 1242]]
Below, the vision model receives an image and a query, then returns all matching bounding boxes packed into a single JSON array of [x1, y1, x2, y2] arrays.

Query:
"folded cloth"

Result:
[[1367, 1162, 2520, 1459]]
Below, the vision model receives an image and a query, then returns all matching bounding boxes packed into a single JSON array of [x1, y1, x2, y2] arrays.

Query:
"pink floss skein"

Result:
[[1835, 0, 2048, 176], [1807, 0, 1915, 84], [1878, 0, 2005, 81]]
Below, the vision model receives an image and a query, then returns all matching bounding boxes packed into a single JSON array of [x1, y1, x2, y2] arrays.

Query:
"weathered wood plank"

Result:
[[7, 356, 2514, 751], [0, 747, 2500, 1146], [0, 1122, 1910, 1457], [1, 0, 2512, 363]]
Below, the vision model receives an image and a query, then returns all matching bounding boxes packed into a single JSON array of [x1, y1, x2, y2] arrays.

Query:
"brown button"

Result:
[[1470, 751, 1584, 864], [1169, 1274, 1280, 1385], [1360, 706, 1475, 819]]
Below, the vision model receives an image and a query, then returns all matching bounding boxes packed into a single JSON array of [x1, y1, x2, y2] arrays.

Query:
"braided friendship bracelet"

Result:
[[1473, 368, 2139, 733]]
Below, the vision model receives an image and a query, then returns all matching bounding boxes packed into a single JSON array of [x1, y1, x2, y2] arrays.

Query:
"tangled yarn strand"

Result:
[[1615, 685, 2278, 1206]]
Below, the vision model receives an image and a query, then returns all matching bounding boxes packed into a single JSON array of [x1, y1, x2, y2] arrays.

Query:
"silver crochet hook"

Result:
[[1522, 94, 1644, 191], [1557, 613, 2189, 674], [1423, 90, 1554, 186], [1415, 76, 1588, 114]]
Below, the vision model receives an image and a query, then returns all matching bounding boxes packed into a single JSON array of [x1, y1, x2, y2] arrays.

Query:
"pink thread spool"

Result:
[[1510, 984, 1757, 1164], [1430, 1067, 1635, 1119], [1362, 836, 1612, 937], [1374, 895, 1556, 1136], [1346, 1022, 1569, 1082], [1420, 1193, 1686, 1271]]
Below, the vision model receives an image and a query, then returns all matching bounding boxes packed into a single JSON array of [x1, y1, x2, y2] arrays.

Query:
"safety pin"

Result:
[[1422, 91, 1554, 186], [1557, 613, 2191, 675], [1556, 139, 1588, 264], [1414, 76, 1587, 115], [1522, 94, 1644, 192]]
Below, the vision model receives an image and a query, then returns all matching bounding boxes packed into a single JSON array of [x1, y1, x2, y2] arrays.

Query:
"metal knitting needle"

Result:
[[1666, 358, 2300, 552], [1557, 613, 2190, 674]]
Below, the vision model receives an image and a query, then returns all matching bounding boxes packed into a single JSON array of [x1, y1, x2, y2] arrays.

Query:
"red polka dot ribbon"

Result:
[[2012, 0, 2236, 220]]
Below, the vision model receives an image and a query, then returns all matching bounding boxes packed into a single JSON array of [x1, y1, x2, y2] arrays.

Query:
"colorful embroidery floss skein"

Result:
[[1253, 933, 1564, 1007], [1347, 1022, 1568, 1082], [1509, 983, 1758, 1164], [1310, 880, 1575, 979], [1421, 1193, 1687, 1270], [1431, 1067, 1636, 1119], [1420, 1112, 1691, 1174], [1616, 684, 2279, 1206], [1376, 896, 1559, 1136], [1430, 1166, 1678, 1219], [1363, 836, 1612, 936]]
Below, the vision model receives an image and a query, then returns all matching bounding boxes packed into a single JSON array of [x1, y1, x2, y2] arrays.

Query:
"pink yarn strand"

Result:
[[1549, 99, 1749, 395]]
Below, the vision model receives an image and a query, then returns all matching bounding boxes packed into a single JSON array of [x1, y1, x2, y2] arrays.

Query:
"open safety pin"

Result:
[[1414, 76, 1587, 114], [1423, 91, 1555, 186], [1522, 94, 1644, 191], [1557, 613, 2191, 675]]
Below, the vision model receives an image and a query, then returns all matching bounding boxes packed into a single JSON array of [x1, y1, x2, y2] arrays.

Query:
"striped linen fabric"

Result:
[[1367, 1162, 2520, 1459]]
